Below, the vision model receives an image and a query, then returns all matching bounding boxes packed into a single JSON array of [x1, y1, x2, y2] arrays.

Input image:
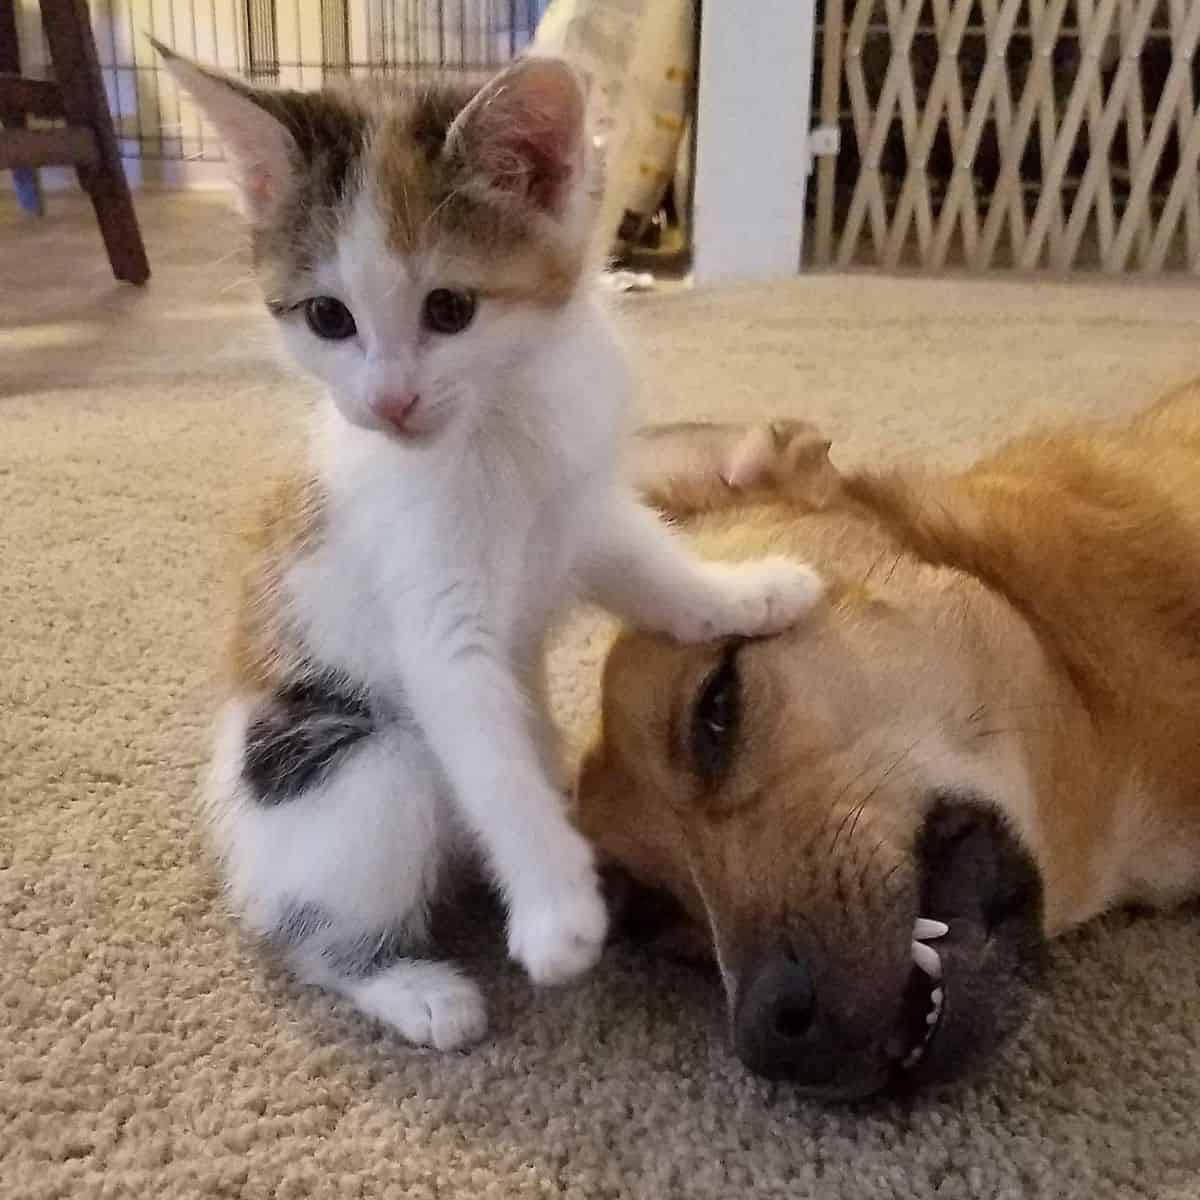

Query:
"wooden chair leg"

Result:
[[38, 0, 149, 283], [0, 0, 44, 214]]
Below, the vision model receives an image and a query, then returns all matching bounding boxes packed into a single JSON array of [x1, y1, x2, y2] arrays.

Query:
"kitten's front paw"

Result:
[[508, 855, 609, 987], [672, 557, 824, 643], [359, 963, 488, 1051]]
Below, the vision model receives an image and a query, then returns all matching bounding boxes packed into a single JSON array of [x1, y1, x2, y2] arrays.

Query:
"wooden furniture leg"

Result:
[[38, 0, 148, 282], [0, 0, 149, 283]]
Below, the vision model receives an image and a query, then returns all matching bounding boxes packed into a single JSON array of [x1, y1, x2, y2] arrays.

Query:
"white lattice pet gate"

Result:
[[812, 0, 1200, 272]]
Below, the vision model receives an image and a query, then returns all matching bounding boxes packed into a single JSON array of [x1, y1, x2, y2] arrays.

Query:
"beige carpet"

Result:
[[4, 191, 1200, 1200]]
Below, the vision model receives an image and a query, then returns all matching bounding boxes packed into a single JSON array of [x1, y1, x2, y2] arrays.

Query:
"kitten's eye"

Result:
[[422, 288, 477, 335], [689, 644, 742, 784], [304, 296, 357, 341]]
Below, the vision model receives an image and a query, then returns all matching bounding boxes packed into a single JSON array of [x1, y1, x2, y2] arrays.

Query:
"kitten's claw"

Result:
[[508, 852, 609, 986], [670, 557, 824, 643]]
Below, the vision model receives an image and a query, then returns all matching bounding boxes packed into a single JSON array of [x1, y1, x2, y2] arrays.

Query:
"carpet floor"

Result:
[[4, 192, 1200, 1200]]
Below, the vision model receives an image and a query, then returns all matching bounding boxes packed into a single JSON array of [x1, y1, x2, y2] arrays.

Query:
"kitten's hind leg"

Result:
[[286, 929, 487, 1052], [208, 694, 487, 1051]]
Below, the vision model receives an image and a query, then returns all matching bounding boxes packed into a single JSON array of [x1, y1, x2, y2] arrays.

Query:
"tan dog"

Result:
[[581, 383, 1200, 1101]]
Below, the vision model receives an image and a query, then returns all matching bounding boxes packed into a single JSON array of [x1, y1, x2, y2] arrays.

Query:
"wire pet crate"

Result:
[[14, 1, 546, 165]]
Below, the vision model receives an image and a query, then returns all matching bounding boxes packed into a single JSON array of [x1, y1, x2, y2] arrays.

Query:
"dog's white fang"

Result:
[[912, 940, 942, 978], [913, 917, 949, 941]]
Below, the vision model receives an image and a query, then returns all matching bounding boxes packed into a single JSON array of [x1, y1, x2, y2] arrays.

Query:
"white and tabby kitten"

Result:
[[159, 44, 822, 1049]]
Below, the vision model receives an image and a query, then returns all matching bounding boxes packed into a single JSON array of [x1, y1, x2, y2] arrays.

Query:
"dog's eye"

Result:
[[690, 644, 741, 782]]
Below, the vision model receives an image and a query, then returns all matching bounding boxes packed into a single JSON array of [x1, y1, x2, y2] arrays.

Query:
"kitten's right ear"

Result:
[[443, 56, 586, 219], [151, 39, 297, 221]]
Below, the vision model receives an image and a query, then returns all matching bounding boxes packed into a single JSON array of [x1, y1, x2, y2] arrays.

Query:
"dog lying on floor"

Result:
[[576, 383, 1200, 1101]]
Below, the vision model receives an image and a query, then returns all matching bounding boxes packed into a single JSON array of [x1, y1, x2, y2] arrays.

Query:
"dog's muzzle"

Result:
[[731, 796, 1046, 1099]]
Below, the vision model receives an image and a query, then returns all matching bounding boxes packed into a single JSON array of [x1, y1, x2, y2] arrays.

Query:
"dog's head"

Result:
[[578, 424, 1052, 1099]]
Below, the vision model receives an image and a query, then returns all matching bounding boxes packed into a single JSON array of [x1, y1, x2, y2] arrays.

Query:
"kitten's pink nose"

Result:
[[373, 391, 419, 430]]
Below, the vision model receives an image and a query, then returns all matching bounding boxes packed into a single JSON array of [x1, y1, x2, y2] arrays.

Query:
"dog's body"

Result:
[[580, 383, 1200, 1099]]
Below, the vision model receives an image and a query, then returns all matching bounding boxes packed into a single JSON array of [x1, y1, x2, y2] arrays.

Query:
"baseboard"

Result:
[[31, 158, 231, 192]]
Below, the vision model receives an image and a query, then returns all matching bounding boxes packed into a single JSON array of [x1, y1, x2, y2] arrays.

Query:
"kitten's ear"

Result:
[[444, 56, 586, 217], [151, 39, 297, 221]]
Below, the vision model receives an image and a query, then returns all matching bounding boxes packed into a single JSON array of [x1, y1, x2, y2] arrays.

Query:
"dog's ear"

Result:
[[724, 420, 842, 509], [624, 423, 738, 519], [627, 420, 843, 520]]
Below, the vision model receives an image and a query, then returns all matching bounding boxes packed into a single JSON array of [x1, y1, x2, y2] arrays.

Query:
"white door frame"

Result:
[[691, 0, 817, 285]]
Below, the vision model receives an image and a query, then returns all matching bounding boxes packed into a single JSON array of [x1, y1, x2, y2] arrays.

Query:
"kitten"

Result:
[[158, 44, 823, 1049]]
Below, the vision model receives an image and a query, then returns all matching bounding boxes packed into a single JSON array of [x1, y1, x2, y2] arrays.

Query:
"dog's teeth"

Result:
[[902, 1044, 925, 1069], [924, 985, 946, 1032], [912, 940, 942, 979], [913, 918, 949, 941]]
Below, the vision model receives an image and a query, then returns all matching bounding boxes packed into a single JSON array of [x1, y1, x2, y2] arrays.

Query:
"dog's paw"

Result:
[[507, 857, 609, 987], [356, 962, 488, 1051], [669, 557, 824, 643]]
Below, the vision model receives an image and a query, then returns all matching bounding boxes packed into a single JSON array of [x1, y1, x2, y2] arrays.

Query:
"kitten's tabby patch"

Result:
[[228, 474, 324, 693], [241, 672, 375, 806], [157, 46, 584, 308]]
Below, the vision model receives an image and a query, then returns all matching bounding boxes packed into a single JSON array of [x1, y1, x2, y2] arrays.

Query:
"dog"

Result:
[[576, 382, 1200, 1101]]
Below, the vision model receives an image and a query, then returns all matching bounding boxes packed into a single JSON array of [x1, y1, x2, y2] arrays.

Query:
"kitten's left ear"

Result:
[[444, 56, 586, 217], [151, 38, 298, 222]]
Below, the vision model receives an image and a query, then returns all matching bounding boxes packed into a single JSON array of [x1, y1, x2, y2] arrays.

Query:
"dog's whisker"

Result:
[[882, 550, 906, 585], [881, 861, 908, 900], [847, 729, 934, 816], [860, 547, 892, 589], [970, 725, 1057, 740], [686, 857, 734, 1006], [859, 835, 892, 892], [827, 760, 882, 853], [826, 724, 950, 866]]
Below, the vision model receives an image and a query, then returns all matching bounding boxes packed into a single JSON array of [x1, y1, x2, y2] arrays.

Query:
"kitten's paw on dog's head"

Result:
[[670, 558, 825, 643]]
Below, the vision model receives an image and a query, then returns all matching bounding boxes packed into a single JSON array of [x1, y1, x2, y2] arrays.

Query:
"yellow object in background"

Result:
[[533, 0, 695, 256]]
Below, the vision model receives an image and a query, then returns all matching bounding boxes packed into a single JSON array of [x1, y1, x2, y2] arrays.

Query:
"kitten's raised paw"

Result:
[[354, 961, 488, 1051], [671, 557, 824, 643], [508, 869, 609, 987]]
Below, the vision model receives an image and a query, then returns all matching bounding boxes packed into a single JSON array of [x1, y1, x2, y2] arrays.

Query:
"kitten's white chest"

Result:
[[286, 420, 592, 686], [282, 293, 628, 688]]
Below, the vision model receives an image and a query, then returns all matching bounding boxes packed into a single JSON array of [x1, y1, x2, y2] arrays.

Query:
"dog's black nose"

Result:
[[733, 952, 817, 1077]]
